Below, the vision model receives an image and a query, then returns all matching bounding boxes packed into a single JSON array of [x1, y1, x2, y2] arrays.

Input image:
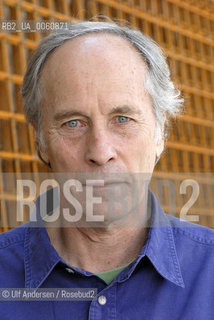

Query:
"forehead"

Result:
[[41, 33, 147, 80], [39, 33, 149, 108]]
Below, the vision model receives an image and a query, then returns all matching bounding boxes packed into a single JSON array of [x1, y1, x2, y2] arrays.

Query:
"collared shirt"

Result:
[[0, 191, 214, 320]]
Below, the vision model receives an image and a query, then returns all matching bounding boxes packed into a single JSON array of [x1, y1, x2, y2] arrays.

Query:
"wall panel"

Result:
[[0, 0, 214, 231]]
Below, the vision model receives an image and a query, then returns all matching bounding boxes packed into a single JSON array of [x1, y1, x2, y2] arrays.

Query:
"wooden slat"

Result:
[[0, 0, 214, 230]]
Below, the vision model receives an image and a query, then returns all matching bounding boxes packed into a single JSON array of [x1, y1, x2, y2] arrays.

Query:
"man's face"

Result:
[[39, 34, 164, 176], [38, 34, 165, 225]]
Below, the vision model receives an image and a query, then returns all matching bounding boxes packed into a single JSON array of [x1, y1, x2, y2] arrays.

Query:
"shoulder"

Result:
[[0, 224, 28, 249], [165, 215, 214, 290], [0, 224, 30, 286], [167, 214, 214, 246]]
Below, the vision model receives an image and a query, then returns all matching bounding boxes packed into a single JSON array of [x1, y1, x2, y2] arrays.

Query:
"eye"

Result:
[[66, 120, 80, 127], [116, 116, 130, 123]]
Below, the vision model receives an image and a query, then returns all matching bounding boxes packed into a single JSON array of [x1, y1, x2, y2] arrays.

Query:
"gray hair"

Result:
[[21, 21, 183, 145]]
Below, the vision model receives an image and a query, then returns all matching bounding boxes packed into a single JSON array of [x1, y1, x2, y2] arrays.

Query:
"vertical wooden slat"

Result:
[[0, 0, 214, 229]]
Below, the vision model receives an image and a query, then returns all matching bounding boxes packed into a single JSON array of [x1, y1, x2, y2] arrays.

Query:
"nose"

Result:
[[84, 129, 117, 166]]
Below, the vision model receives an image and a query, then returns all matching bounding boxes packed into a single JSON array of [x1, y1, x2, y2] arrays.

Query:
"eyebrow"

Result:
[[54, 105, 142, 121], [54, 110, 89, 122], [109, 105, 143, 116]]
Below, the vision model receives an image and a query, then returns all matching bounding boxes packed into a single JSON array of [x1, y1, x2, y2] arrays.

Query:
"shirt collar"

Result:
[[142, 191, 185, 288], [24, 189, 185, 288]]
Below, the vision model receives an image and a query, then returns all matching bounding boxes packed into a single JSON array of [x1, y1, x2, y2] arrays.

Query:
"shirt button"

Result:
[[98, 295, 107, 305], [65, 267, 74, 273]]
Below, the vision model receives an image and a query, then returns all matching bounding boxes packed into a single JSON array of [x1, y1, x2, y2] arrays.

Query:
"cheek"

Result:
[[48, 136, 83, 169], [134, 136, 157, 170]]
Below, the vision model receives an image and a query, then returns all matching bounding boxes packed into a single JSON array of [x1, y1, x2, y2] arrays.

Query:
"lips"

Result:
[[83, 180, 124, 188]]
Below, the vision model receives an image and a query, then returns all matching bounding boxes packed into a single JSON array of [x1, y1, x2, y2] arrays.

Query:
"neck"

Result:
[[46, 224, 149, 273], [45, 189, 151, 273]]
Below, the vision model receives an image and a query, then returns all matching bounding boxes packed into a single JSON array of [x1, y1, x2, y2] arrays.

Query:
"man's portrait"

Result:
[[0, 1, 214, 319]]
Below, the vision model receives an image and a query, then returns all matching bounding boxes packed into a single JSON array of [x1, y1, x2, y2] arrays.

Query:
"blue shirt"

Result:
[[1, 191, 214, 320]]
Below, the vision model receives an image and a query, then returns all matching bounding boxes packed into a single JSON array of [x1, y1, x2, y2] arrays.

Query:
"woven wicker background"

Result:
[[0, 0, 214, 231]]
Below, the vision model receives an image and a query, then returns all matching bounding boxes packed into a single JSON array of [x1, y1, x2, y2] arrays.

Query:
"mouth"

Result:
[[83, 180, 125, 188]]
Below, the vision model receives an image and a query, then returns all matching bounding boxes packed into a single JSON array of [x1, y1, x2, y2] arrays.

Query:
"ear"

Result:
[[156, 136, 164, 159], [155, 116, 165, 159], [34, 128, 50, 167]]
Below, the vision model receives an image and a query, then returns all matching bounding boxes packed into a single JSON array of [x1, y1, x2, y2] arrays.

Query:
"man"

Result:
[[0, 21, 214, 320]]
